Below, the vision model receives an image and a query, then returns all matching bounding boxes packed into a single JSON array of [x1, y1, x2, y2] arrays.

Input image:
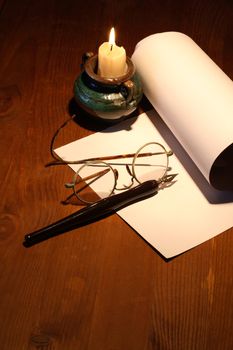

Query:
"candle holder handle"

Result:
[[121, 80, 135, 103], [81, 52, 94, 70]]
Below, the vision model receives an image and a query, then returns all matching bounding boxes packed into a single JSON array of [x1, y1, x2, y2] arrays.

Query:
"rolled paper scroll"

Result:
[[132, 32, 233, 190]]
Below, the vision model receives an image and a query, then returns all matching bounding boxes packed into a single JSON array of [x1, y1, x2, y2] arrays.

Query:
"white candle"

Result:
[[98, 28, 127, 78]]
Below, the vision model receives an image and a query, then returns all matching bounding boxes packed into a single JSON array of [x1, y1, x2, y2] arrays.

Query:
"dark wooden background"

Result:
[[0, 0, 233, 349]]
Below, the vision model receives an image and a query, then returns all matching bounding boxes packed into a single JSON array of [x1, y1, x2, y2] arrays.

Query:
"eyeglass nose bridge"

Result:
[[114, 163, 135, 191]]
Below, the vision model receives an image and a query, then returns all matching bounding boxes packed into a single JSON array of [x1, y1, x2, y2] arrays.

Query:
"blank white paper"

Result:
[[55, 111, 233, 258]]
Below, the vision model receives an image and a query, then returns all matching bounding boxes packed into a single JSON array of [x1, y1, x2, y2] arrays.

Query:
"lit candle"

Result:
[[98, 28, 127, 78]]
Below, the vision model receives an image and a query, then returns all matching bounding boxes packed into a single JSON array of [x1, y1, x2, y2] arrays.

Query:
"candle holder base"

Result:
[[73, 53, 143, 123]]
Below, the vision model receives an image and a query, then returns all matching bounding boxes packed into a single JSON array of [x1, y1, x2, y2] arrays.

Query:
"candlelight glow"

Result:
[[109, 27, 115, 46], [98, 27, 127, 78]]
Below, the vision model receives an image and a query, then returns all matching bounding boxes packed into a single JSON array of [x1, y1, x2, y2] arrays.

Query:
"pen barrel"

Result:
[[24, 180, 158, 246]]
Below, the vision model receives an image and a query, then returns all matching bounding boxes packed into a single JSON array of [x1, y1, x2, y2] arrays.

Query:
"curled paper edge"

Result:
[[132, 31, 233, 191]]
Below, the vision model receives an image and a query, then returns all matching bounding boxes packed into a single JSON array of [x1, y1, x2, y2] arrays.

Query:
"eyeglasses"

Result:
[[46, 116, 175, 205], [24, 116, 177, 247]]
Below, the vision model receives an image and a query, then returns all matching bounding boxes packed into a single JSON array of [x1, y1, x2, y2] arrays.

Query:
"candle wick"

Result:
[[110, 44, 113, 51]]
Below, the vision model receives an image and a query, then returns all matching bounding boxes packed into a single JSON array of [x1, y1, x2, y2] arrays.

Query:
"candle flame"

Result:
[[109, 27, 115, 46]]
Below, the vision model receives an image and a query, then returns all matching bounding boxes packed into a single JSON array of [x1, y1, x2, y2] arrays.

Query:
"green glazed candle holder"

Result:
[[74, 53, 143, 122]]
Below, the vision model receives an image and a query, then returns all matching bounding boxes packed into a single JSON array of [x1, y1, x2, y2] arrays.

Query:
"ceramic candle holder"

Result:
[[73, 53, 143, 123]]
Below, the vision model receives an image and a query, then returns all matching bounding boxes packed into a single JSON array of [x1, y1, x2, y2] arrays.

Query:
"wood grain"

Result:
[[0, 0, 233, 349]]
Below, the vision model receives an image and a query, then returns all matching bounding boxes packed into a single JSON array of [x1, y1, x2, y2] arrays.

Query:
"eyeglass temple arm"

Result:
[[23, 180, 158, 247], [46, 153, 140, 167], [46, 150, 173, 167], [65, 167, 111, 188]]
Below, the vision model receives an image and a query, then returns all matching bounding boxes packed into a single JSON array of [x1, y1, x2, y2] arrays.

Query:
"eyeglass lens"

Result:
[[133, 143, 168, 183], [73, 162, 116, 204]]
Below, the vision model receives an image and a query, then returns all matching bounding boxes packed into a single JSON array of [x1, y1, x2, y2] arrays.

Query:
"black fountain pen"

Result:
[[23, 180, 159, 247]]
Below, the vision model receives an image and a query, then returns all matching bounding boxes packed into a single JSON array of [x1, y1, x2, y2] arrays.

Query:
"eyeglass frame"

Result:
[[46, 115, 174, 205]]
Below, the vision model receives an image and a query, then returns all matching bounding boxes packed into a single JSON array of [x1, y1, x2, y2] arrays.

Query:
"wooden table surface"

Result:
[[0, 0, 233, 349]]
